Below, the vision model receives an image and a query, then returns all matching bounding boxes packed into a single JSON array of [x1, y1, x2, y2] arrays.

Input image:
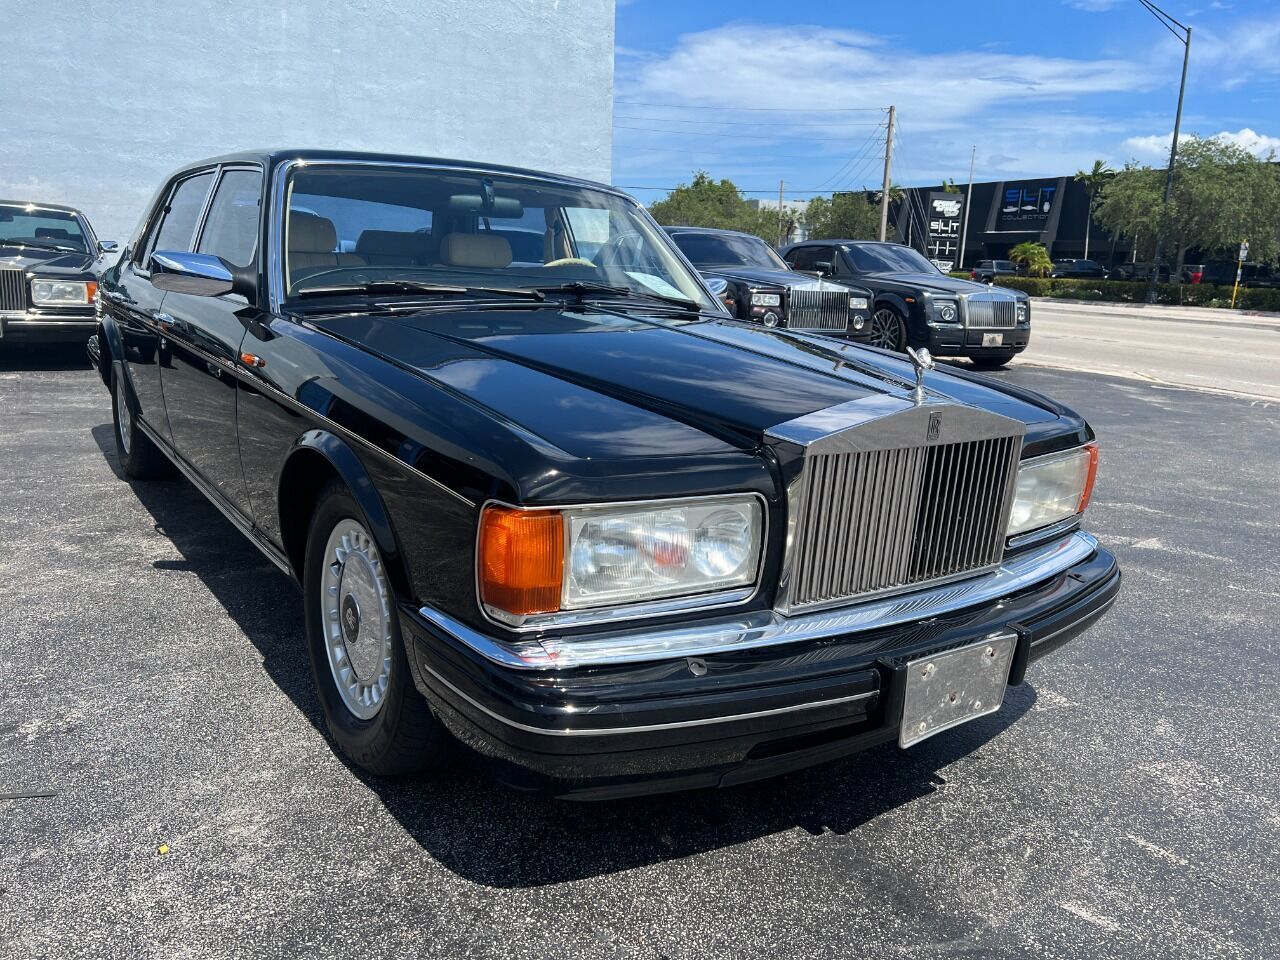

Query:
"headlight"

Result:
[[1007, 444, 1099, 537], [478, 496, 764, 623], [31, 279, 95, 306], [935, 300, 958, 323], [1016, 302, 1029, 323], [849, 296, 869, 310], [751, 292, 781, 307]]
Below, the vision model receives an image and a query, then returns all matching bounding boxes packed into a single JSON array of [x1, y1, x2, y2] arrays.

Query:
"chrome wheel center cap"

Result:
[[338, 552, 384, 682], [321, 519, 392, 720]]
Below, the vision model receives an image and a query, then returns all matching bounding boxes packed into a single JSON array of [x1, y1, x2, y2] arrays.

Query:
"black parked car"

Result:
[[972, 259, 1020, 283], [0, 200, 117, 345], [1050, 259, 1107, 279], [90, 150, 1118, 798], [782, 239, 1031, 368], [663, 226, 873, 340]]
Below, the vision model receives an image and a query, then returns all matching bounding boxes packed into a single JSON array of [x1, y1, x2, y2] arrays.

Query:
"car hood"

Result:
[[0, 248, 97, 277], [867, 271, 1023, 297], [313, 305, 1077, 462], [700, 265, 869, 294]]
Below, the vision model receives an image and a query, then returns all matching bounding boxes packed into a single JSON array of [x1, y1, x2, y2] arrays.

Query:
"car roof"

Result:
[[0, 199, 87, 215], [163, 149, 625, 198], [662, 225, 764, 239]]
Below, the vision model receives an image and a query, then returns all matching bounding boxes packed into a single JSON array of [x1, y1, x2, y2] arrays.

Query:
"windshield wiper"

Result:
[[536, 281, 699, 311], [297, 280, 546, 301], [0, 238, 81, 253]]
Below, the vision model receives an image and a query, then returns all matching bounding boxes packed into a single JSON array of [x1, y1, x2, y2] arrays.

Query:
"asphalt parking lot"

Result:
[[1, 343, 1277, 960]]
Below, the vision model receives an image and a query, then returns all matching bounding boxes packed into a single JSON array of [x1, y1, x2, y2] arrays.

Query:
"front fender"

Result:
[[96, 315, 124, 387]]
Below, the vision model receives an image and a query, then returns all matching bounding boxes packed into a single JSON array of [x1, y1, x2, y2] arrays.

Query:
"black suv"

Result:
[[1, 200, 117, 345], [972, 259, 1020, 283], [781, 239, 1030, 368], [1051, 259, 1107, 279], [664, 226, 873, 341]]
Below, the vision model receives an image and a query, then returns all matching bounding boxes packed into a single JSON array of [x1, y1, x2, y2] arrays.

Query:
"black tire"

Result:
[[868, 305, 907, 352], [303, 480, 448, 776], [970, 352, 1017, 370], [111, 370, 172, 480]]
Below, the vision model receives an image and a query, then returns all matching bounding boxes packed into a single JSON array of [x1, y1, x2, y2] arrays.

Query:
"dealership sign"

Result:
[[926, 192, 963, 272], [997, 178, 1059, 228]]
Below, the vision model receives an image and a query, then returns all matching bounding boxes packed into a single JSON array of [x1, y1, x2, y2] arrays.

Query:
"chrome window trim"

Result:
[[421, 531, 1099, 671], [474, 492, 770, 633]]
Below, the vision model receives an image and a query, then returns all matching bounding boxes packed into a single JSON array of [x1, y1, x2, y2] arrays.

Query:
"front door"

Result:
[[158, 166, 263, 516]]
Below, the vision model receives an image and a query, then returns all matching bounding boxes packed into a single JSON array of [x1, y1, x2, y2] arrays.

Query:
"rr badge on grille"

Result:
[[927, 412, 942, 442]]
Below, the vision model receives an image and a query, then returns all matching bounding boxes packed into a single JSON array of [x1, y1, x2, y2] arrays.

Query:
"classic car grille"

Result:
[[0, 268, 26, 312], [788, 435, 1021, 608], [964, 294, 1017, 328], [786, 287, 850, 332]]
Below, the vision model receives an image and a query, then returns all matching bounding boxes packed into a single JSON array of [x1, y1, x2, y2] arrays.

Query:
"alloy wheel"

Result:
[[115, 375, 132, 456], [869, 308, 903, 351], [320, 519, 394, 720]]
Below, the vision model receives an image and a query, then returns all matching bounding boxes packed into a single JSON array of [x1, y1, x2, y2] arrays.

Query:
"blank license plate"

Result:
[[899, 633, 1017, 747], [982, 333, 1005, 347]]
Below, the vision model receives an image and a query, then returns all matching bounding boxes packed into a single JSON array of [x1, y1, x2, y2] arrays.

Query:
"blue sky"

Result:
[[613, 0, 1280, 204]]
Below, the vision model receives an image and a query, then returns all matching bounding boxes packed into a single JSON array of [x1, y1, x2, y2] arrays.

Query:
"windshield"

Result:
[[845, 243, 940, 275], [282, 166, 718, 311], [0, 204, 89, 252], [669, 231, 787, 270]]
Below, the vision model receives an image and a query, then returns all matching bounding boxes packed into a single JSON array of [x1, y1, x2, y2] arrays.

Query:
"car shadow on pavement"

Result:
[[0, 342, 93, 372], [92, 422, 1036, 889]]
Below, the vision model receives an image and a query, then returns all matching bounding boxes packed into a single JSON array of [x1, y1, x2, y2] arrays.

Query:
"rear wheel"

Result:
[[970, 352, 1017, 370], [111, 370, 171, 479], [303, 481, 448, 776], [867, 306, 906, 352]]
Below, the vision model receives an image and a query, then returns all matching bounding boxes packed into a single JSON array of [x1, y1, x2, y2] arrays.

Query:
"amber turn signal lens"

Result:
[[1079, 442, 1100, 512], [478, 507, 563, 618], [85, 281, 98, 303]]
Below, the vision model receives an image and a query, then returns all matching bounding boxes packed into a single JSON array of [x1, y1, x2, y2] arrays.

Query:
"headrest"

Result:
[[356, 230, 433, 257], [36, 227, 71, 240], [289, 211, 338, 252], [440, 233, 512, 269]]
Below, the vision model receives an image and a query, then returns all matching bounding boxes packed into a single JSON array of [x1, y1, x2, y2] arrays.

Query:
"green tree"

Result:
[[941, 178, 961, 194], [1095, 136, 1280, 270], [647, 172, 777, 239], [1009, 241, 1052, 277], [803, 191, 881, 241], [1073, 159, 1114, 261]]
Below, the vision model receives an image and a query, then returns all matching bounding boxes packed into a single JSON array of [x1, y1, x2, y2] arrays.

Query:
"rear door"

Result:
[[107, 170, 216, 444], [157, 165, 263, 516]]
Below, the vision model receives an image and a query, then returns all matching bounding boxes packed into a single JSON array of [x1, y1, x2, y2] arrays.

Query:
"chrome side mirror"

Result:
[[703, 276, 729, 298], [98, 240, 119, 254], [150, 251, 234, 296], [814, 261, 834, 276]]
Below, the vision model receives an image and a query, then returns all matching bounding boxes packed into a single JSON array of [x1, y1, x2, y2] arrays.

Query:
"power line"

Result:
[[613, 124, 887, 143], [614, 100, 888, 113], [614, 114, 886, 128]]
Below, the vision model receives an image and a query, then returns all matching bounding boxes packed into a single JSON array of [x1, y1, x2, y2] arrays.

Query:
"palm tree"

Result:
[[1074, 160, 1114, 261], [1009, 242, 1053, 278]]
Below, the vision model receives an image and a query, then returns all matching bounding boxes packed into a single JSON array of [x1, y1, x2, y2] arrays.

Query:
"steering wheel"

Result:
[[542, 257, 596, 268]]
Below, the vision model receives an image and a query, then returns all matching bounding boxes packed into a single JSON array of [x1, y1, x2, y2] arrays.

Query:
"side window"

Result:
[[788, 246, 827, 272], [197, 168, 263, 268], [146, 172, 215, 262]]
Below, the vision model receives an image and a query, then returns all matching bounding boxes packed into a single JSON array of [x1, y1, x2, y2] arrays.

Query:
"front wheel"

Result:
[[970, 351, 1017, 370], [303, 481, 448, 776], [867, 306, 906, 352]]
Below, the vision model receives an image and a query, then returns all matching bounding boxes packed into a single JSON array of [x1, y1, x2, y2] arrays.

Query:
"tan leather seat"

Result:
[[440, 233, 512, 269], [287, 212, 364, 274], [356, 230, 434, 266]]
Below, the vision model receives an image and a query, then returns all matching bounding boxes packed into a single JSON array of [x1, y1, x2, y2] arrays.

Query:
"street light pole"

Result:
[[1141, 0, 1192, 304]]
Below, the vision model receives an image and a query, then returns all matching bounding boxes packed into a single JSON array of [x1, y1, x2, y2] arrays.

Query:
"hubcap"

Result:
[[869, 309, 901, 350], [115, 376, 132, 455], [321, 519, 393, 720]]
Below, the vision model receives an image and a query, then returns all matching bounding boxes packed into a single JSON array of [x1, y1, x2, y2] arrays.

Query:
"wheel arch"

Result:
[[97, 314, 123, 388], [277, 430, 410, 597]]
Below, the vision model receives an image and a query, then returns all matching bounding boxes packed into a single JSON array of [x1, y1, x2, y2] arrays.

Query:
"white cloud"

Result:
[[1123, 128, 1280, 159], [1065, 0, 1124, 9]]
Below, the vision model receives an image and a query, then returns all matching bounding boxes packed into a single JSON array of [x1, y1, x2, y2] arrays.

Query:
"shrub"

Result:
[[987, 277, 1280, 313]]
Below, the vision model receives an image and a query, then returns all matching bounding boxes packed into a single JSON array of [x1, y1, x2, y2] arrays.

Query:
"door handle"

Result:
[[155, 312, 188, 333]]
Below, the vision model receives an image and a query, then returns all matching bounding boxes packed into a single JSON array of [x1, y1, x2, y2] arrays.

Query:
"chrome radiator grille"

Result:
[[0, 269, 25, 312], [787, 435, 1021, 609], [964, 295, 1017, 328], [786, 287, 850, 332]]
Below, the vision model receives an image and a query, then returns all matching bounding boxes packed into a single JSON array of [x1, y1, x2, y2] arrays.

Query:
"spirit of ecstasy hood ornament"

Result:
[[906, 346, 934, 404]]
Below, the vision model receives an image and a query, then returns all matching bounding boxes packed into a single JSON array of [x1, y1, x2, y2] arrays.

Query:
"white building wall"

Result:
[[1, 0, 615, 241]]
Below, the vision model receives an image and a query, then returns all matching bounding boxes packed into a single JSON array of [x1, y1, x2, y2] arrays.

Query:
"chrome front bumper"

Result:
[[419, 532, 1099, 671]]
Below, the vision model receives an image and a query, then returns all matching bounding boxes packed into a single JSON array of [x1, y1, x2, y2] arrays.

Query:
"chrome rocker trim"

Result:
[[418, 531, 1098, 671]]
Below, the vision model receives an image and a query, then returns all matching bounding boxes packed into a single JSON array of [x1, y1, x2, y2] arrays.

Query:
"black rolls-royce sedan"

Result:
[[663, 225, 873, 342], [90, 150, 1119, 799], [1, 200, 117, 345], [782, 239, 1031, 368]]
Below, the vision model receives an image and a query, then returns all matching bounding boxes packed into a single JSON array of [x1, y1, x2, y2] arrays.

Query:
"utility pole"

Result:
[[777, 179, 785, 247], [1141, 1, 1192, 304], [959, 144, 976, 270], [878, 105, 896, 242]]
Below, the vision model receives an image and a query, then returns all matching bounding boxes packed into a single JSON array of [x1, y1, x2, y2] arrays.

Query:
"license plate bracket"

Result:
[[899, 633, 1017, 748], [982, 332, 1005, 347]]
